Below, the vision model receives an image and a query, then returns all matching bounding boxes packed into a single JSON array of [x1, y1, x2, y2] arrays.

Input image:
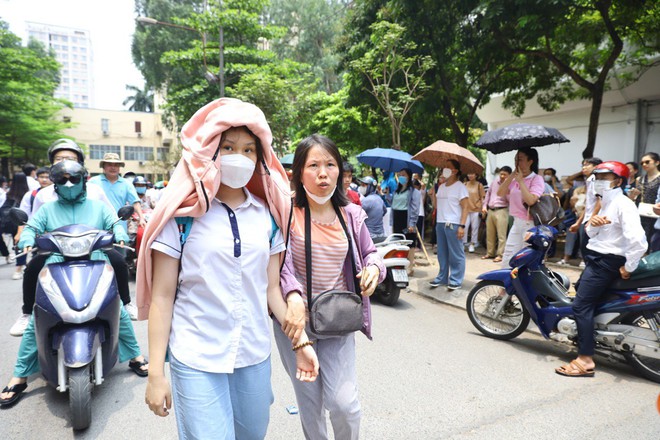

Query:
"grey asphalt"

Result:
[[1, 249, 659, 439]]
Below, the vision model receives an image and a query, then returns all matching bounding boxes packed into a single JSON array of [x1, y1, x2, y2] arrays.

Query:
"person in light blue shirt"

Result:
[[88, 152, 145, 234]]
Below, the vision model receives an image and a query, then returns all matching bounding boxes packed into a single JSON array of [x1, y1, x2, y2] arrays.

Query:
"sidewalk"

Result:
[[406, 244, 584, 311]]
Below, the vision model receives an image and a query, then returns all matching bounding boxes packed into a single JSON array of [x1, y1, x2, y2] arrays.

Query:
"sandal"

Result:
[[481, 255, 493, 260], [128, 359, 149, 377], [0, 382, 28, 408], [555, 360, 595, 378], [493, 256, 503, 263]]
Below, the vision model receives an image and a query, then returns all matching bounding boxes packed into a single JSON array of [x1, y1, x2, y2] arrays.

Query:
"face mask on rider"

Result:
[[135, 187, 147, 195], [56, 180, 85, 202], [220, 154, 256, 189], [304, 185, 336, 205], [593, 179, 615, 196], [358, 186, 367, 196]]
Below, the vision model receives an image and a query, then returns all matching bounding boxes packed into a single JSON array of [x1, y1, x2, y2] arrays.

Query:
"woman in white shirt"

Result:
[[144, 105, 319, 439], [430, 159, 469, 290]]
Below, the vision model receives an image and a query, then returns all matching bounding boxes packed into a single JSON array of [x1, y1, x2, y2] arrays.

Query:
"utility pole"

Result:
[[218, 0, 225, 97]]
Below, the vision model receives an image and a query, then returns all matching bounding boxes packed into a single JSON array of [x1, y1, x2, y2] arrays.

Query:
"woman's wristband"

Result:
[[292, 340, 314, 351], [457, 224, 465, 228]]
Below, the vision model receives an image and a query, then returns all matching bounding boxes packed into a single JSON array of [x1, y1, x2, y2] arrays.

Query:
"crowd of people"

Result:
[[0, 95, 657, 437]]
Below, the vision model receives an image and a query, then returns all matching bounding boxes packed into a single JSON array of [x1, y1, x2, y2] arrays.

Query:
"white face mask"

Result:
[[593, 180, 614, 196], [304, 185, 336, 205], [442, 168, 453, 179], [220, 154, 256, 189], [358, 186, 367, 196], [543, 175, 552, 182]]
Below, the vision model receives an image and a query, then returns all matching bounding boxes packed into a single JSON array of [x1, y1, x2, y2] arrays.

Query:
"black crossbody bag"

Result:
[[304, 204, 363, 336]]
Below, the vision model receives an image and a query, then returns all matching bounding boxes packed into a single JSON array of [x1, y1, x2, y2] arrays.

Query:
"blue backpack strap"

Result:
[[270, 214, 279, 246], [175, 216, 194, 248]]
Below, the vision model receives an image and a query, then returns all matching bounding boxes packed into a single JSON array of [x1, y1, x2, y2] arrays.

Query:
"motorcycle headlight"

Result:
[[52, 232, 98, 257]]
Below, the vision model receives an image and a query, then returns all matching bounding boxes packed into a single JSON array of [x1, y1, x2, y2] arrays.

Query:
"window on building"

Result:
[[101, 118, 109, 134], [90, 145, 120, 160], [157, 147, 169, 161], [135, 121, 142, 134], [125, 146, 154, 161]]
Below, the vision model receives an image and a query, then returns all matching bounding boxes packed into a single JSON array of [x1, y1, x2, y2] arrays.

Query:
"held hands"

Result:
[[283, 293, 305, 343], [145, 375, 172, 417], [619, 266, 631, 280], [357, 265, 380, 297], [589, 215, 611, 227], [295, 343, 319, 382]]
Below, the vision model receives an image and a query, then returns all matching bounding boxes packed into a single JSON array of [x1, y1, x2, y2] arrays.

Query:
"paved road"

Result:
[[0, 254, 658, 439]]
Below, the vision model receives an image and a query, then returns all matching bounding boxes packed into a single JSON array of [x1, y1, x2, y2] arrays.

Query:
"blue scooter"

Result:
[[11, 206, 133, 430], [466, 225, 660, 383]]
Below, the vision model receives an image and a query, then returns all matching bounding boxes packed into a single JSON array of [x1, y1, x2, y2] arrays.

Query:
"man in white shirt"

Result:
[[556, 161, 647, 378], [22, 163, 40, 192]]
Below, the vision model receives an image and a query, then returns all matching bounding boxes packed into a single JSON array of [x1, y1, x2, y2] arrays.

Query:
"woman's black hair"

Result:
[[517, 147, 539, 174], [626, 161, 639, 174], [7, 173, 30, 202], [642, 152, 660, 169], [583, 157, 603, 167], [395, 168, 413, 193], [292, 134, 349, 208], [499, 165, 512, 174], [544, 167, 557, 176], [446, 159, 461, 179]]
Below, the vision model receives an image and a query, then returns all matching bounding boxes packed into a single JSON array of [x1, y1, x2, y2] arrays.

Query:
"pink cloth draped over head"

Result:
[[136, 98, 292, 320]]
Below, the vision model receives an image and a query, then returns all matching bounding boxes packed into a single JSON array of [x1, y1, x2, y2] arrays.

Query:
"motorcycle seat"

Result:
[[611, 275, 660, 291]]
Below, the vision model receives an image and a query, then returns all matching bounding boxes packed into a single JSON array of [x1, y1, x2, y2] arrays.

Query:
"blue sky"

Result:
[[1, 0, 144, 110]]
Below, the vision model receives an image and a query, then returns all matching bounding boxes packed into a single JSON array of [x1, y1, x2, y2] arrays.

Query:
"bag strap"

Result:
[[304, 203, 360, 313], [279, 200, 294, 273]]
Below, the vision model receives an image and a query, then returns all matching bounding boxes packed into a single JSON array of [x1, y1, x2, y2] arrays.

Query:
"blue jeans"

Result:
[[170, 354, 273, 440], [434, 222, 466, 286]]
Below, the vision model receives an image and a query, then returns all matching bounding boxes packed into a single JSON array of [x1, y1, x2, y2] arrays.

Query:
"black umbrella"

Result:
[[475, 123, 569, 154]]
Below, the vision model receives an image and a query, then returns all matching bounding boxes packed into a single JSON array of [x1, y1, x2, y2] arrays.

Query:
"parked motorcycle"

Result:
[[466, 225, 660, 383], [373, 233, 412, 306], [10, 206, 134, 430]]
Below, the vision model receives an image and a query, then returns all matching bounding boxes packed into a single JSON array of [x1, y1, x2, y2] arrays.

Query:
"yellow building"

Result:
[[61, 106, 178, 183]]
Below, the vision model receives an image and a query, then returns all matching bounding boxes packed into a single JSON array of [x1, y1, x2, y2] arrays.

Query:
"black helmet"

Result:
[[48, 139, 85, 164], [133, 175, 147, 186], [49, 160, 88, 186]]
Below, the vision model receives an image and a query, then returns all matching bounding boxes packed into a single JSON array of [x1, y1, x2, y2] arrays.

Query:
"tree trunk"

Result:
[[582, 82, 605, 159]]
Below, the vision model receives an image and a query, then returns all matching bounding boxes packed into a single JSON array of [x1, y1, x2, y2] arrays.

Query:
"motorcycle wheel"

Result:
[[69, 365, 93, 430], [622, 312, 660, 384], [378, 276, 401, 306], [466, 280, 530, 340]]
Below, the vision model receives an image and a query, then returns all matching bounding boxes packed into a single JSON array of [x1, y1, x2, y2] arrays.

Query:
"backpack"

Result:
[[0, 198, 18, 235]]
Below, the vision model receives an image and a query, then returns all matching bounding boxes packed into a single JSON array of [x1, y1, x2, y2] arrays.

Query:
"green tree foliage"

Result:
[[0, 22, 71, 176], [123, 84, 155, 112], [477, 0, 660, 158], [266, 0, 350, 93], [348, 19, 435, 150]]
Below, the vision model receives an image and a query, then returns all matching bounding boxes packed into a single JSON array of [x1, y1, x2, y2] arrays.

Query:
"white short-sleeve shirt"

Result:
[[151, 189, 284, 373], [436, 181, 469, 224], [32, 184, 114, 216]]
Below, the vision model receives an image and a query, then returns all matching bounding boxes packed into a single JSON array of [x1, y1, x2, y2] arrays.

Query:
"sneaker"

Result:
[[429, 279, 445, 288], [579, 261, 586, 268], [125, 303, 138, 321], [11, 271, 23, 280], [9, 314, 30, 337], [447, 284, 462, 291], [557, 259, 567, 266], [468, 244, 475, 253]]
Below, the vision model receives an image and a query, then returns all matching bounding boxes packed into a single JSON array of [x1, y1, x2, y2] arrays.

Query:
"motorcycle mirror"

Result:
[[117, 206, 135, 221], [9, 207, 28, 226]]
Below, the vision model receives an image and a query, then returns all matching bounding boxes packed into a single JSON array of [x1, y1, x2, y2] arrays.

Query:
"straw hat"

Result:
[[99, 152, 125, 168]]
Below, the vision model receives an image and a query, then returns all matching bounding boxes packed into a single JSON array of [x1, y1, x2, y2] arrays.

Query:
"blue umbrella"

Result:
[[357, 148, 424, 174], [279, 153, 295, 167]]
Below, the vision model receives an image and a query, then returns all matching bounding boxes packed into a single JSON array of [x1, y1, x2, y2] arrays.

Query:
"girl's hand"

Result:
[[589, 215, 611, 227], [457, 226, 465, 240], [295, 345, 319, 382], [283, 293, 305, 343], [357, 265, 380, 297], [145, 375, 172, 417]]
